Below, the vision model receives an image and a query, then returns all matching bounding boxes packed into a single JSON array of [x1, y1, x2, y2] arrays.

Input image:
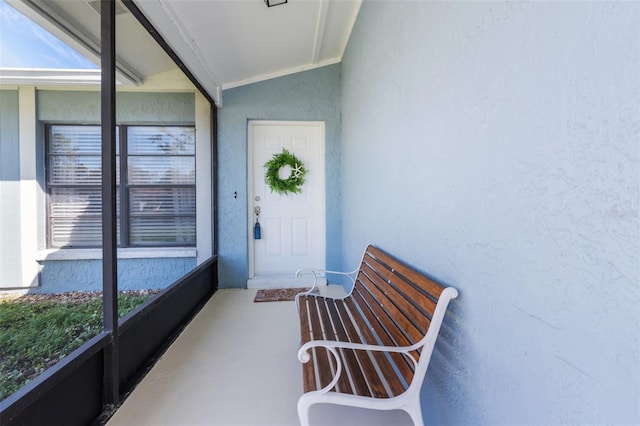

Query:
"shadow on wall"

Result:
[[421, 300, 475, 424]]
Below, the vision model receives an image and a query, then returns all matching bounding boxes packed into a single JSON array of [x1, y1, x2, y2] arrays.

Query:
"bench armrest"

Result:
[[294, 268, 359, 312], [297, 339, 421, 395], [295, 268, 358, 289], [298, 339, 421, 370]]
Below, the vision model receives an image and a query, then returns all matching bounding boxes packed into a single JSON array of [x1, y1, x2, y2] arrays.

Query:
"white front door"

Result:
[[248, 121, 326, 289]]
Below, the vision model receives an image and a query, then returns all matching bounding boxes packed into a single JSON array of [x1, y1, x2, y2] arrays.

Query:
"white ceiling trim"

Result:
[[157, 0, 222, 102], [134, 0, 223, 106], [221, 56, 341, 91], [311, 0, 330, 64], [0, 68, 101, 85], [338, 1, 361, 62]]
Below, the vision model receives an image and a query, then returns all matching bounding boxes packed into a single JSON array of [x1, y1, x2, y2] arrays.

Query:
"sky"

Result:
[[0, 0, 97, 69]]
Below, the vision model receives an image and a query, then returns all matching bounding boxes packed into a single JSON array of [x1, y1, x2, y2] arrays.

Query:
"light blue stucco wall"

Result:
[[217, 64, 342, 288], [341, 2, 639, 425], [37, 258, 196, 293], [31, 90, 197, 293], [37, 91, 195, 124], [0, 90, 22, 287]]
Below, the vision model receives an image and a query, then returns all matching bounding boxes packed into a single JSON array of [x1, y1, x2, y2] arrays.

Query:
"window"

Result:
[[46, 124, 196, 248]]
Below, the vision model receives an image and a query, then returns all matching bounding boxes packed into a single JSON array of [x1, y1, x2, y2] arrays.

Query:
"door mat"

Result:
[[254, 287, 319, 303]]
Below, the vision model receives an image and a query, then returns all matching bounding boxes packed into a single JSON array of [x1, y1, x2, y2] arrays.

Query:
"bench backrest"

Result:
[[349, 245, 458, 392]]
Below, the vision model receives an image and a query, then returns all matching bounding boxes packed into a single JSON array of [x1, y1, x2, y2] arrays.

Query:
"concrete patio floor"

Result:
[[107, 287, 413, 426]]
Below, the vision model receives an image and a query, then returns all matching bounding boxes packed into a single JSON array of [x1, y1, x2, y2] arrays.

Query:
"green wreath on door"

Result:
[[264, 148, 307, 195]]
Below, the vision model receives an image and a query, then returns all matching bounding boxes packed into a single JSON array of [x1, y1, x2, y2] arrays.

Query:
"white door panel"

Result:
[[248, 121, 325, 288]]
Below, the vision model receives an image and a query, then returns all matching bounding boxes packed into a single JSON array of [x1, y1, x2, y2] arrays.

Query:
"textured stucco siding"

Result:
[[217, 64, 342, 288], [341, 2, 639, 425], [32, 258, 196, 293], [0, 90, 22, 287], [37, 91, 195, 124]]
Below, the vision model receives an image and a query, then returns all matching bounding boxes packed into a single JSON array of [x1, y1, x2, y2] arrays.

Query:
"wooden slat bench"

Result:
[[295, 245, 458, 426]]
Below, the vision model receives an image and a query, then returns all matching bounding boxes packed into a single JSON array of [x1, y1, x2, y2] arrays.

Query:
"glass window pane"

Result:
[[50, 125, 101, 155], [48, 156, 120, 185], [50, 125, 119, 154], [129, 188, 195, 216], [50, 188, 102, 216], [50, 216, 102, 247], [128, 126, 195, 155], [49, 156, 102, 185], [49, 188, 121, 247], [128, 157, 195, 185], [129, 217, 196, 246]]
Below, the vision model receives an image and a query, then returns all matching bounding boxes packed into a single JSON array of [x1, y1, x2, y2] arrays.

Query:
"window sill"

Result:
[[36, 247, 197, 262]]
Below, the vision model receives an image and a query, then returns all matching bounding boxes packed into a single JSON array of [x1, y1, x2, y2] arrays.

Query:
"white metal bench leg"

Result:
[[297, 396, 312, 426], [396, 394, 424, 426], [405, 404, 424, 426]]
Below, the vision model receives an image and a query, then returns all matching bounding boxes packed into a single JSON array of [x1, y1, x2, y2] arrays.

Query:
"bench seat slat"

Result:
[[326, 300, 371, 396], [301, 296, 365, 395], [353, 282, 416, 387], [299, 297, 312, 344], [308, 298, 337, 390], [317, 298, 354, 393], [302, 296, 382, 396], [335, 300, 381, 397], [349, 291, 411, 396], [356, 272, 424, 368], [356, 279, 415, 350], [299, 298, 317, 393], [365, 246, 445, 301], [361, 257, 438, 320], [358, 269, 427, 345], [326, 300, 349, 341], [318, 298, 336, 340]]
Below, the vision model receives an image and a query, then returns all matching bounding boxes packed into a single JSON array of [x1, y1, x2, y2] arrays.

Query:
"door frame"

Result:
[[247, 120, 326, 284]]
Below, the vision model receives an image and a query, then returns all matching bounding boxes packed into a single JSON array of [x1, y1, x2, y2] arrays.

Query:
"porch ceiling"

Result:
[[132, 0, 362, 106], [9, 0, 362, 107]]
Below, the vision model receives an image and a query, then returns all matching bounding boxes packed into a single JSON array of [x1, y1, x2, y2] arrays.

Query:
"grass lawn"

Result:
[[0, 292, 155, 401]]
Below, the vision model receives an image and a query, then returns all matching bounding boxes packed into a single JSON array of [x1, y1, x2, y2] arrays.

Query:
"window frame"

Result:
[[45, 123, 196, 249]]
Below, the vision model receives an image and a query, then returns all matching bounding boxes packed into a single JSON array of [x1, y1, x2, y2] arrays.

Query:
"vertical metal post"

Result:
[[101, 0, 119, 406], [211, 107, 218, 256]]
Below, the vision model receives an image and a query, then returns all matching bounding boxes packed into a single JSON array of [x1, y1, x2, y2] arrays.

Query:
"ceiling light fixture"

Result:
[[264, 0, 287, 7]]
